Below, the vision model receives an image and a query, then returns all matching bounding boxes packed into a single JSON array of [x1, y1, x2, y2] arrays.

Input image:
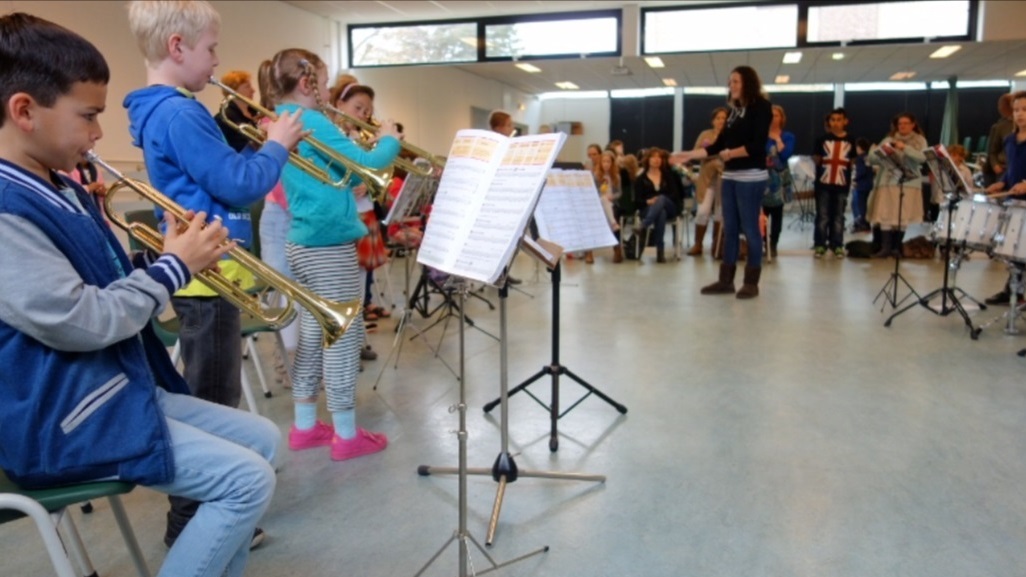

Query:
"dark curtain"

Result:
[[609, 95, 674, 155]]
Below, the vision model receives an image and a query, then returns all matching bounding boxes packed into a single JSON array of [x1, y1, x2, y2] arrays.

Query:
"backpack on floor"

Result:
[[845, 240, 874, 259]]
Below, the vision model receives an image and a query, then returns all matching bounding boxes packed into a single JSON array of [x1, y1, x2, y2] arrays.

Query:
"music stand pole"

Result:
[[484, 262, 627, 452], [884, 194, 984, 338], [413, 282, 547, 577], [419, 276, 606, 547], [873, 174, 921, 312]]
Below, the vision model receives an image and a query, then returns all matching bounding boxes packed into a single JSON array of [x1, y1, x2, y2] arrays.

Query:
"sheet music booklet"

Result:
[[922, 144, 975, 197], [417, 129, 566, 286], [532, 170, 618, 254], [873, 142, 920, 182], [383, 159, 438, 226]]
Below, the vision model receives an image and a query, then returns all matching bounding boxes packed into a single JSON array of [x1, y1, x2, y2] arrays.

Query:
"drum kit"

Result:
[[932, 193, 1026, 334]]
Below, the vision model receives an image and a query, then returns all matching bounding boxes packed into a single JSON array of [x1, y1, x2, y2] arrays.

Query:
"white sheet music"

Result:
[[383, 163, 438, 225], [533, 170, 618, 253], [418, 129, 566, 285]]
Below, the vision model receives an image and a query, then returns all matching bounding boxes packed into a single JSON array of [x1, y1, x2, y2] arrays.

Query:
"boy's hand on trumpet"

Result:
[[162, 210, 235, 275], [265, 109, 308, 151]]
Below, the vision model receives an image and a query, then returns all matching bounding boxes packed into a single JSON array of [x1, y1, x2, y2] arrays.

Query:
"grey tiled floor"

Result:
[[5, 220, 1026, 577]]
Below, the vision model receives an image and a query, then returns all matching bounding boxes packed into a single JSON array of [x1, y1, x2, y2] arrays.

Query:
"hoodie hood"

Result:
[[124, 85, 189, 149]]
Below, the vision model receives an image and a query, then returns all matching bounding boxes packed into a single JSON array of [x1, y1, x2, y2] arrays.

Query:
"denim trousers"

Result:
[[720, 177, 766, 267], [640, 195, 675, 249], [258, 201, 292, 279], [852, 186, 871, 222], [814, 185, 848, 249], [151, 388, 280, 577]]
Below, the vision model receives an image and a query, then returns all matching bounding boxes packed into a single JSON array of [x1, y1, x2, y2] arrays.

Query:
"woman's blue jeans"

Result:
[[721, 178, 767, 267]]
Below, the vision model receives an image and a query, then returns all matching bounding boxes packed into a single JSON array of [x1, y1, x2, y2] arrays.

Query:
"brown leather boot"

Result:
[[656, 248, 666, 263], [701, 263, 736, 294], [585, 251, 594, 264], [711, 222, 723, 260], [612, 245, 624, 263], [688, 224, 706, 256], [736, 266, 762, 299]]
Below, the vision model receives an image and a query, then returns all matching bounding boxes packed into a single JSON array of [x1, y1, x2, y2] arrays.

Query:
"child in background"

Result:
[[124, 0, 305, 549], [946, 144, 975, 192], [270, 48, 401, 461], [812, 108, 857, 258], [0, 13, 279, 577], [851, 138, 874, 233]]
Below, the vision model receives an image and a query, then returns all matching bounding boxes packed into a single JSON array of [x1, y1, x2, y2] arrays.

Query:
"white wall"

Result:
[[978, 0, 1026, 42], [537, 98, 612, 164], [3, 0, 332, 166]]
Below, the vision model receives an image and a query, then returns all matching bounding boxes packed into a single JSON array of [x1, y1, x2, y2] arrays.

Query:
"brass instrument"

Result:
[[209, 77, 392, 200], [323, 103, 445, 177], [86, 151, 359, 348]]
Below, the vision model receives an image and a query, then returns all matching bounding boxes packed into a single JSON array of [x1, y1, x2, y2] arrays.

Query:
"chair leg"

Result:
[[108, 495, 152, 577], [56, 509, 95, 577], [245, 336, 272, 399], [0, 495, 77, 577], [170, 340, 181, 369], [240, 367, 260, 415]]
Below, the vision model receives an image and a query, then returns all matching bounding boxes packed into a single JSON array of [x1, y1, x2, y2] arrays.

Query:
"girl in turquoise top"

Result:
[[270, 48, 401, 461]]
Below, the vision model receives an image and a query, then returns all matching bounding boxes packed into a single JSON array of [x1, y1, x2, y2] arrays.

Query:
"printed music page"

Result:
[[383, 167, 438, 225], [533, 170, 618, 253], [418, 129, 566, 285]]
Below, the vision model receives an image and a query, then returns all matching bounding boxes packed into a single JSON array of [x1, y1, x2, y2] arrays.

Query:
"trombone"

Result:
[[323, 103, 445, 177], [209, 77, 392, 200], [87, 151, 360, 348]]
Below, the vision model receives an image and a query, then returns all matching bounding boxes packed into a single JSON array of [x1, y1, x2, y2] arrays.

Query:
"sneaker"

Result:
[[249, 527, 266, 550], [834, 248, 845, 259], [330, 428, 388, 461], [985, 290, 1016, 306], [814, 247, 826, 258], [288, 421, 334, 451]]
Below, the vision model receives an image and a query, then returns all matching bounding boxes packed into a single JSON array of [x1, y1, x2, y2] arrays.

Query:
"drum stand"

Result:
[[874, 177, 921, 313], [419, 276, 606, 547], [885, 195, 984, 338], [413, 281, 548, 577], [484, 263, 627, 451], [981, 263, 1026, 336]]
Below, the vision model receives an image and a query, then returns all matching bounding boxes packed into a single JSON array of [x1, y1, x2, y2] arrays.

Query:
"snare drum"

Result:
[[993, 200, 1026, 262], [947, 194, 1004, 251]]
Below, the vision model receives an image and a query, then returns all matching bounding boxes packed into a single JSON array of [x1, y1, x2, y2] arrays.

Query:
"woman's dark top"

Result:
[[705, 98, 773, 173], [634, 168, 685, 216]]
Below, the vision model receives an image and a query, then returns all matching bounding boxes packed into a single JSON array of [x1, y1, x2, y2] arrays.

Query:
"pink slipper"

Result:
[[330, 428, 388, 461], [288, 421, 334, 451]]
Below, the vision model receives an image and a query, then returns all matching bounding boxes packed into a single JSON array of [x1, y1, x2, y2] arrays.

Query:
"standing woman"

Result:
[[688, 107, 727, 257], [866, 113, 927, 258], [272, 48, 401, 460], [763, 104, 796, 260], [672, 65, 772, 298]]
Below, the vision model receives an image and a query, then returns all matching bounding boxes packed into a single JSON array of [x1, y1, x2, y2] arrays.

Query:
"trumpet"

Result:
[[86, 151, 360, 348], [323, 103, 445, 177], [209, 78, 392, 200]]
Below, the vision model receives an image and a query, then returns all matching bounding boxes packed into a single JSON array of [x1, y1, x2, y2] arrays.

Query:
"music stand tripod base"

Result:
[[484, 262, 627, 452]]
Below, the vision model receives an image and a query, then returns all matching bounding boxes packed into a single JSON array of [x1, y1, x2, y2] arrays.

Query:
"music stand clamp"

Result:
[[872, 143, 922, 313], [884, 145, 985, 338]]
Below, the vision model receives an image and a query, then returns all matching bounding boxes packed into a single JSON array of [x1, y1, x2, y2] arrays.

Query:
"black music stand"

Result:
[[872, 143, 921, 313], [885, 146, 985, 337], [413, 280, 547, 577], [483, 262, 627, 452]]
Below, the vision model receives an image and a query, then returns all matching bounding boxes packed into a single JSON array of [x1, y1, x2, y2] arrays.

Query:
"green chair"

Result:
[[0, 469, 150, 577]]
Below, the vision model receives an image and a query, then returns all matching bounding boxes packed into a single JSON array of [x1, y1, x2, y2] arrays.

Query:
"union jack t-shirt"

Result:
[[814, 134, 857, 187]]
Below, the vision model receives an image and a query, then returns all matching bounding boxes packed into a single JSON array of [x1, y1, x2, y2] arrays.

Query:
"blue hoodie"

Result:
[[124, 86, 288, 250]]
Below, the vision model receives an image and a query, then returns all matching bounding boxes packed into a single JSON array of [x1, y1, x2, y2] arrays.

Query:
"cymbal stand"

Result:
[[413, 280, 548, 577], [419, 277, 606, 547], [484, 263, 627, 452], [874, 175, 921, 313], [884, 194, 983, 338]]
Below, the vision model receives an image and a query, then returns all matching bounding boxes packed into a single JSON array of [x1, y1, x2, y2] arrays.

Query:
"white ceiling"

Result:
[[283, 1, 1026, 93]]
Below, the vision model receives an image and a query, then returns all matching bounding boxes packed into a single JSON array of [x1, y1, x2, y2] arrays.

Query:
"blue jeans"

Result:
[[640, 195, 675, 249], [258, 201, 292, 279], [151, 388, 280, 577], [720, 178, 766, 267], [814, 185, 848, 249], [852, 185, 870, 223]]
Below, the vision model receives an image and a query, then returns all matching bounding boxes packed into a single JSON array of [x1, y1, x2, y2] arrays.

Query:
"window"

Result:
[[350, 22, 478, 67], [643, 4, 799, 53], [485, 14, 619, 59], [807, 1, 973, 44]]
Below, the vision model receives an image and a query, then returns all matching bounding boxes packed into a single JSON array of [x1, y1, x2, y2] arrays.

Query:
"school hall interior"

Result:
[[4, 1, 1026, 576]]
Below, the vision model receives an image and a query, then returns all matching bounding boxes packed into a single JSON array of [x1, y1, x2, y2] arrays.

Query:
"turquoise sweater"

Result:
[[275, 104, 401, 246]]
